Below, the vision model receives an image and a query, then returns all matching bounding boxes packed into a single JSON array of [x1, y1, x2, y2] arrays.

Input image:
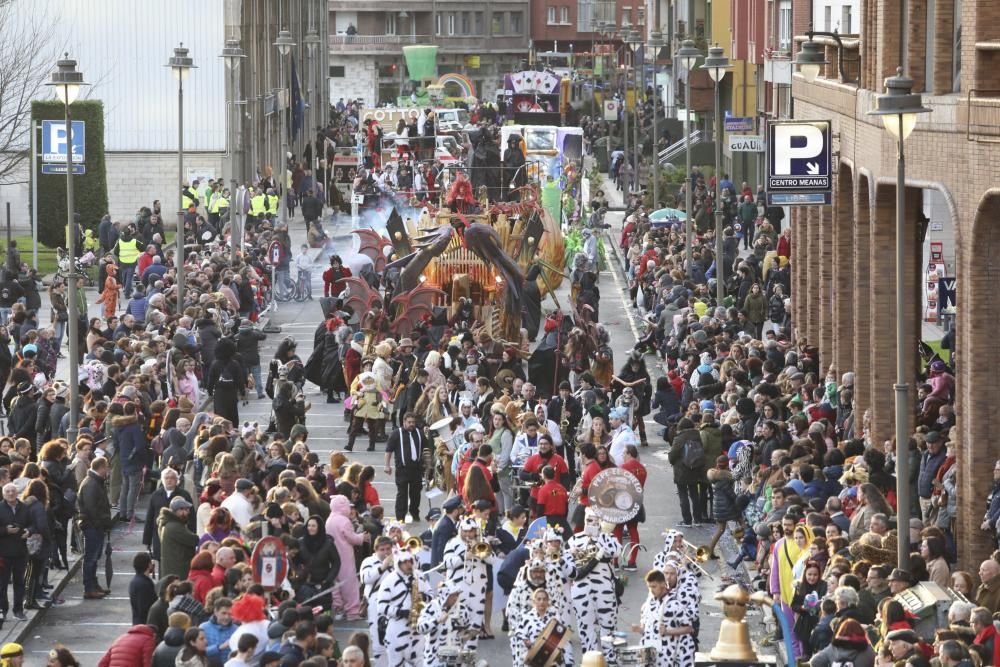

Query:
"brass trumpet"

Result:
[[468, 542, 493, 560]]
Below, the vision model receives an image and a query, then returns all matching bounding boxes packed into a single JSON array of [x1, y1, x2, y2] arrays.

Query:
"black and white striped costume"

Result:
[[567, 530, 620, 654], [360, 553, 393, 667], [512, 607, 563, 667], [442, 523, 497, 651], [417, 590, 472, 667], [652, 530, 702, 581], [639, 586, 697, 667], [374, 561, 427, 666]]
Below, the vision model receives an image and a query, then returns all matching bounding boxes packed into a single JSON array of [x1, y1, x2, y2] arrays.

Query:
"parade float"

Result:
[[343, 182, 565, 345]]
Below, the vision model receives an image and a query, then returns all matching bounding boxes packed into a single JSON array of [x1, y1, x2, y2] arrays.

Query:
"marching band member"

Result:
[[374, 549, 427, 667], [442, 518, 497, 648], [512, 415, 543, 467], [607, 407, 638, 466], [633, 564, 697, 667], [520, 435, 569, 512], [568, 508, 620, 655], [652, 530, 688, 572], [514, 589, 569, 667], [533, 403, 563, 451], [542, 528, 574, 626], [417, 581, 472, 667], [506, 558, 550, 647], [360, 536, 396, 667]]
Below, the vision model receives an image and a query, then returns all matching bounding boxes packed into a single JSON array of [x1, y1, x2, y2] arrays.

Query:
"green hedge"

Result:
[[31, 100, 109, 248]]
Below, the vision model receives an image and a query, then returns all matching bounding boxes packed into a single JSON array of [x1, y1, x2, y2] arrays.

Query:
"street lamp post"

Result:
[[274, 28, 296, 226], [221, 40, 246, 265], [167, 44, 195, 313], [303, 28, 322, 170], [702, 45, 731, 304], [47, 55, 87, 447], [869, 68, 931, 573], [625, 30, 642, 195], [675, 39, 702, 276], [619, 26, 631, 192], [648, 31, 665, 210]]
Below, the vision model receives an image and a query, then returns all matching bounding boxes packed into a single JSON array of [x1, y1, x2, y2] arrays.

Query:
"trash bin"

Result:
[[594, 136, 610, 173]]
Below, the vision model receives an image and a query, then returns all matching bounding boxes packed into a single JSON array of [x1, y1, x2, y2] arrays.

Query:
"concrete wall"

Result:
[[104, 152, 225, 222], [0, 152, 223, 235], [329, 57, 379, 107]]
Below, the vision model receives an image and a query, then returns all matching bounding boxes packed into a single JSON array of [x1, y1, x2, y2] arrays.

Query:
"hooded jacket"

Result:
[[157, 507, 199, 579], [707, 467, 740, 521], [113, 413, 148, 474], [150, 626, 186, 667], [807, 642, 876, 667], [325, 495, 363, 576]]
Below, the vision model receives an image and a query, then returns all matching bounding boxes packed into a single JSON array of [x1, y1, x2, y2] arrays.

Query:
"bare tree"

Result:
[[0, 0, 62, 185]]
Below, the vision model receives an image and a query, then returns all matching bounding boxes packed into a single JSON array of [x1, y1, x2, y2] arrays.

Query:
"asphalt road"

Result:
[[19, 208, 761, 664]]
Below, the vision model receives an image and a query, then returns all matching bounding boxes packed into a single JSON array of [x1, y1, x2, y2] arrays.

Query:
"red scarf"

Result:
[[974, 623, 1000, 667]]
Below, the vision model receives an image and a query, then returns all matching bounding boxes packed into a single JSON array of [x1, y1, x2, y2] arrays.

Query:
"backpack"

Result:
[[681, 436, 705, 469], [697, 368, 715, 389]]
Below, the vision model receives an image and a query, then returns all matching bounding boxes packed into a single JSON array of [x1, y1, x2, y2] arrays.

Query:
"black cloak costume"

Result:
[[502, 135, 528, 201], [521, 264, 543, 341]]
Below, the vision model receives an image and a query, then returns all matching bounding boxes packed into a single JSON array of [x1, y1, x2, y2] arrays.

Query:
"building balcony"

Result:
[[329, 34, 527, 55]]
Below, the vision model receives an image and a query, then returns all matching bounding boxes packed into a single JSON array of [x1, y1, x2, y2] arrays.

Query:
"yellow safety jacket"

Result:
[[250, 194, 266, 216], [117, 238, 141, 265], [266, 194, 279, 213], [210, 195, 229, 214]]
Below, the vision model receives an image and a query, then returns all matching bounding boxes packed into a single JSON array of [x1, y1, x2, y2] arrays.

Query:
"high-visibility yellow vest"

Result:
[[181, 191, 195, 209], [266, 194, 279, 212], [211, 195, 229, 214], [251, 194, 266, 215], [117, 238, 141, 264]]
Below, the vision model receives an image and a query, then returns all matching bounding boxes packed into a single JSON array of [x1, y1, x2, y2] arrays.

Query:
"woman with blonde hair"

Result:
[[212, 452, 239, 496], [849, 482, 894, 541], [423, 350, 445, 388], [295, 477, 330, 520], [577, 413, 611, 449]]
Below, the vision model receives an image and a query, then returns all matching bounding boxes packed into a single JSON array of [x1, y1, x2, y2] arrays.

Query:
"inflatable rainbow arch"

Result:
[[437, 73, 476, 100]]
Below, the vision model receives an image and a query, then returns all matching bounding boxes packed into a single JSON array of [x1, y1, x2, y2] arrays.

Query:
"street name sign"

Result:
[[766, 120, 832, 205]]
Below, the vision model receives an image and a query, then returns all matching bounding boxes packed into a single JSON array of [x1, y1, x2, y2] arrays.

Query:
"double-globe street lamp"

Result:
[[702, 45, 731, 304], [167, 44, 195, 312], [674, 39, 702, 276], [868, 68, 930, 572], [47, 56, 87, 446]]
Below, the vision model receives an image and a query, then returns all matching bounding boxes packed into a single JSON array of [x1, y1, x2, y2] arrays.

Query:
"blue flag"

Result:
[[291, 57, 305, 139]]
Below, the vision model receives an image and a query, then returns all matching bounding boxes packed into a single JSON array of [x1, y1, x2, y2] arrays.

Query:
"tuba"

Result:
[[362, 328, 377, 356]]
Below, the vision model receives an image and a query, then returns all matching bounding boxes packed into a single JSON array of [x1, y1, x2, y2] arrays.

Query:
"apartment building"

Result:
[[779, 0, 998, 567], [328, 1, 530, 106]]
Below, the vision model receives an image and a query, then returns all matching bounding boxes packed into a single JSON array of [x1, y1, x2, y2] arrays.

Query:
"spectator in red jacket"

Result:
[[98, 624, 156, 667], [322, 255, 352, 298], [521, 435, 569, 509]]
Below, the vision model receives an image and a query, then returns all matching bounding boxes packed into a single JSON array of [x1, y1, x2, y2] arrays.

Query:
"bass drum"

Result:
[[526, 618, 572, 667]]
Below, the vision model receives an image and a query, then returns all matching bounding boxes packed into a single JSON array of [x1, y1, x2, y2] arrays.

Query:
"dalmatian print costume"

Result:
[[360, 551, 394, 667], [506, 561, 549, 658], [513, 606, 563, 667], [417, 583, 473, 667], [375, 551, 427, 667], [567, 509, 620, 655], [652, 530, 703, 581], [442, 519, 496, 651], [639, 572, 697, 667]]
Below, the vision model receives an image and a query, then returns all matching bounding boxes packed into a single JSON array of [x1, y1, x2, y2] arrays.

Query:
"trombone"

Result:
[[679, 540, 715, 579]]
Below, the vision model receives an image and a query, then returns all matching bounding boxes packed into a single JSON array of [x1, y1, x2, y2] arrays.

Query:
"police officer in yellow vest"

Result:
[[181, 183, 199, 210], [265, 188, 279, 219], [209, 188, 230, 227], [114, 226, 141, 299], [250, 188, 266, 228]]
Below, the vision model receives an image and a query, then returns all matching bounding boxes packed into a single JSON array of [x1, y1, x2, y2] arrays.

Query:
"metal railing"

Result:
[[966, 89, 1000, 143]]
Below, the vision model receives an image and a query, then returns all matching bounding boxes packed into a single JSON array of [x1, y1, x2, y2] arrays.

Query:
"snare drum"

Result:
[[615, 645, 655, 666], [439, 645, 477, 666], [600, 634, 628, 666]]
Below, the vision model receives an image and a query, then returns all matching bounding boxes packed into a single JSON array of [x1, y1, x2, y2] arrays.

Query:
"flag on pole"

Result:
[[291, 58, 305, 139]]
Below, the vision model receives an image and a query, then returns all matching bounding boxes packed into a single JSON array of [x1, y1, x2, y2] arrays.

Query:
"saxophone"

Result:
[[409, 576, 423, 630]]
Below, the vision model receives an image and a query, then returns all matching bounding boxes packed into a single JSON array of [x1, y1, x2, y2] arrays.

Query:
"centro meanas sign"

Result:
[[766, 120, 832, 206]]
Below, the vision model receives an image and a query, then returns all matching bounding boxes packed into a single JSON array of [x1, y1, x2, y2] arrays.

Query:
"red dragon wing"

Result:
[[341, 276, 380, 318], [389, 285, 446, 335], [352, 229, 391, 273]]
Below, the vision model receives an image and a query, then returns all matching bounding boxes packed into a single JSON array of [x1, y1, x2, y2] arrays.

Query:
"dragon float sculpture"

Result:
[[344, 183, 564, 343]]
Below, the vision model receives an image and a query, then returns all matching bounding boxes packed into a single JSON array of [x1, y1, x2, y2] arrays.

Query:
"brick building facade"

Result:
[[786, 0, 1000, 567]]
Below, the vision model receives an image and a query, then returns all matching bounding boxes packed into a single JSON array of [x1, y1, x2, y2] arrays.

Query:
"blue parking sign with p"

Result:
[[766, 120, 831, 206], [41, 120, 85, 164]]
